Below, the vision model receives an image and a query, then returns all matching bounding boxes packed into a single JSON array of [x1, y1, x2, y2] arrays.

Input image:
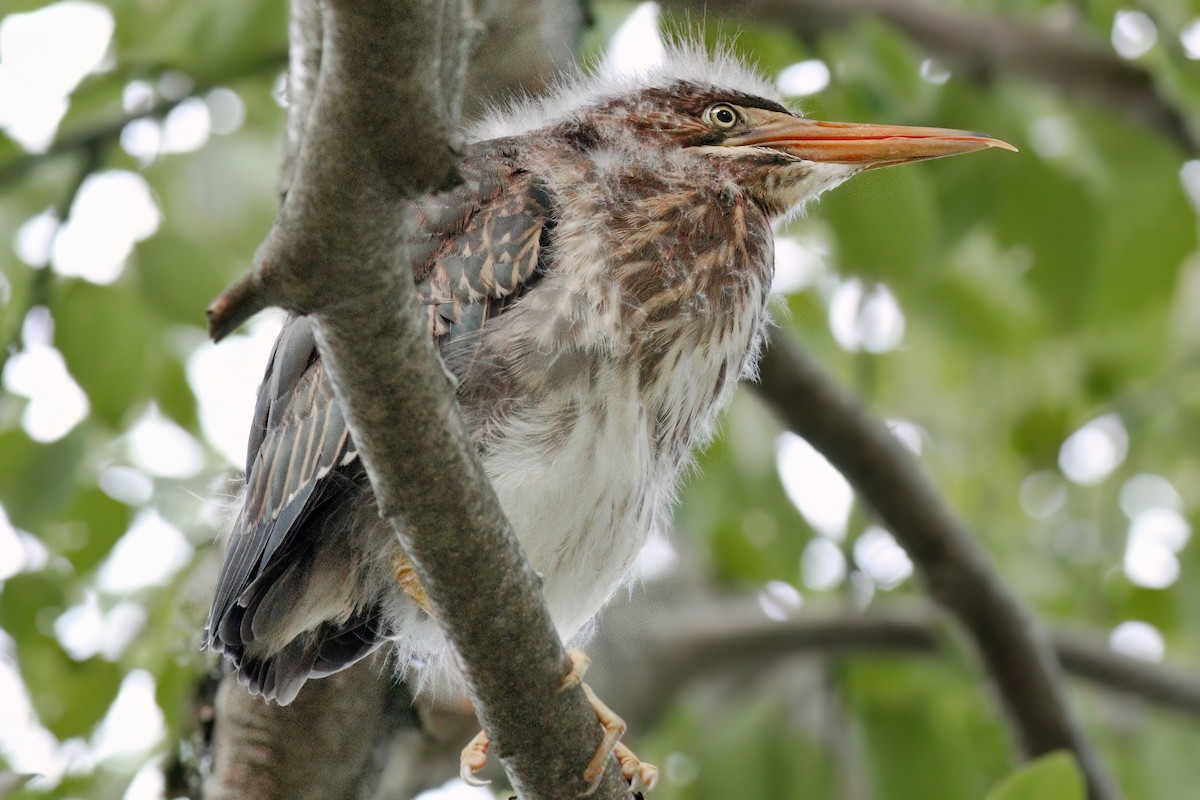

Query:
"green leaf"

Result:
[[1082, 112, 1196, 331], [55, 280, 158, 428], [988, 155, 1099, 330], [921, 230, 1048, 351], [20, 642, 122, 740], [1010, 403, 1071, 468], [134, 230, 229, 328], [821, 165, 938, 281], [109, 0, 288, 80], [848, 657, 1010, 800], [0, 572, 66, 643], [985, 752, 1085, 800], [0, 428, 87, 529], [0, 570, 121, 739], [850, 20, 927, 110], [57, 488, 133, 576], [56, 72, 124, 141], [153, 352, 200, 430]]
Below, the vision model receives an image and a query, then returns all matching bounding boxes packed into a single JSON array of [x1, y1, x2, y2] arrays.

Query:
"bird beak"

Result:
[[726, 114, 1017, 169]]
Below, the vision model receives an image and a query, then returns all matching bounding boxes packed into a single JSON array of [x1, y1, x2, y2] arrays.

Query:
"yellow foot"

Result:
[[457, 649, 658, 794], [566, 648, 659, 797], [460, 728, 491, 787], [615, 741, 660, 794], [561, 647, 591, 690]]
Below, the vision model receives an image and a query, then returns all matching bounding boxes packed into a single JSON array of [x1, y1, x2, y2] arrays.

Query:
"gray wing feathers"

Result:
[[205, 315, 353, 654], [206, 140, 558, 703]]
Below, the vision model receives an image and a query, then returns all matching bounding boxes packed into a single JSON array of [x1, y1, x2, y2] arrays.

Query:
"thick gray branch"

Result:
[[754, 331, 1119, 800], [205, 661, 403, 800], [206, 0, 628, 797], [660, 0, 1195, 153]]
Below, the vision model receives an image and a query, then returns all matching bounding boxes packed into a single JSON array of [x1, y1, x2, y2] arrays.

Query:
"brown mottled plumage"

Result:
[[205, 45, 1012, 782]]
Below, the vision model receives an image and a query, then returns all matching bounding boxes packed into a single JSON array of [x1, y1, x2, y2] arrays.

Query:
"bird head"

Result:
[[472, 43, 1015, 221], [582, 81, 1016, 220]]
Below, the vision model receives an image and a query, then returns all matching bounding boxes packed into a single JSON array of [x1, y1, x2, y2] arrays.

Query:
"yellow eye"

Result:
[[704, 103, 739, 130]]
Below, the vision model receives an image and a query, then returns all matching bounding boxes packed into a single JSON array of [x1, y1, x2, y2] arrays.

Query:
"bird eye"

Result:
[[704, 103, 739, 130]]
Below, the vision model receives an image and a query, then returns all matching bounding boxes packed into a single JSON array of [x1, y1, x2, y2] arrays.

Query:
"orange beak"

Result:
[[727, 115, 1017, 169]]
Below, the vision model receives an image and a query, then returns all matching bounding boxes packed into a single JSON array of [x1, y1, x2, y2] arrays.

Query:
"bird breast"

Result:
[[467, 168, 775, 644]]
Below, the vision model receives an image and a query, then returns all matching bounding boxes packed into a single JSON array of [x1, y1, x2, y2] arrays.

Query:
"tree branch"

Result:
[[1053, 632, 1200, 718], [674, 608, 1200, 720], [753, 331, 1119, 800], [660, 0, 1195, 153], [205, 660, 406, 800], [279, 0, 323, 199], [592, 565, 1200, 756], [200, 589, 1200, 798], [205, 0, 628, 797]]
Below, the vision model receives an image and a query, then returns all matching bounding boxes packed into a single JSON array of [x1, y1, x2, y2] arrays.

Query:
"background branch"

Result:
[[0, 52, 288, 190], [754, 330, 1119, 799], [592, 591, 1200, 730], [199, 579, 1200, 798]]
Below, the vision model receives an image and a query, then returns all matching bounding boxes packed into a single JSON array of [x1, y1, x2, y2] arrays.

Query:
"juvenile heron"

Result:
[[205, 44, 1013, 792]]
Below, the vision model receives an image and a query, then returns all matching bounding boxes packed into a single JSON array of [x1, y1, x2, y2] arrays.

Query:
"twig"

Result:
[[591, 592, 1200, 731], [0, 138, 107, 373], [1054, 631, 1200, 717], [206, 0, 630, 797], [0, 52, 288, 189], [672, 608, 1200, 718], [659, 0, 1196, 153], [753, 331, 1119, 800]]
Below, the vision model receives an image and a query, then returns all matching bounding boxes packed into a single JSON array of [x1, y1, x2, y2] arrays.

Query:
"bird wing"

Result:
[[206, 143, 555, 664]]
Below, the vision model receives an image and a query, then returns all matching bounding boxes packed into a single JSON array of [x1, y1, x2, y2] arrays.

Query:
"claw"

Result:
[[460, 729, 491, 787], [615, 741, 659, 793], [459, 649, 658, 795], [567, 648, 657, 796]]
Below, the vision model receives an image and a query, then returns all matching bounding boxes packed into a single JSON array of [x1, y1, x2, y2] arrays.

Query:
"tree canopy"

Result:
[[1, 1, 1199, 798]]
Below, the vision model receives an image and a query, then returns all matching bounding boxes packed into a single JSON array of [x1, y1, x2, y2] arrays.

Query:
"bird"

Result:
[[204, 41, 1014, 793]]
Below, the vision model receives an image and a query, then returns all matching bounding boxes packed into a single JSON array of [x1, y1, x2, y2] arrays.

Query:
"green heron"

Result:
[[205, 44, 1013, 792]]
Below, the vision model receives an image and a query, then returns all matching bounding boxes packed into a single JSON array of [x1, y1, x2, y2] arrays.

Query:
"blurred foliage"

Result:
[[984, 752, 1085, 800], [1, 0, 1199, 798]]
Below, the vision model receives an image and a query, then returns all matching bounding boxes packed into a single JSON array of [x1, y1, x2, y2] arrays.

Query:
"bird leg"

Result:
[[459, 649, 658, 793], [569, 650, 658, 796]]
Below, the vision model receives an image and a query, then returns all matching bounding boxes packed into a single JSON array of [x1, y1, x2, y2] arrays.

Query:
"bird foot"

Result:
[[457, 649, 658, 795], [575, 678, 659, 795], [460, 729, 491, 787]]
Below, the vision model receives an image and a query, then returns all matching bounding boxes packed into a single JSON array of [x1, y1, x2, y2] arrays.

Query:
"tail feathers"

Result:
[[229, 605, 388, 706]]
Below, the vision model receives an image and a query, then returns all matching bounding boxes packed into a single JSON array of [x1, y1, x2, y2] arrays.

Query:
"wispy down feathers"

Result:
[[470, 39, 785, 141]]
